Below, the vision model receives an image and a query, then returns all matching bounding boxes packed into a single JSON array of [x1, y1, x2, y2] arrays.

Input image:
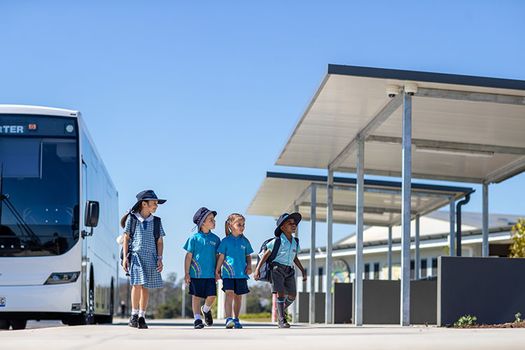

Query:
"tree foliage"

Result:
[[509, 219, 525, 258]]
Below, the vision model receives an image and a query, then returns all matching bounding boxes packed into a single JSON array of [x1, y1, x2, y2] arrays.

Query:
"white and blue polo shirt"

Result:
[[266, 234, 300, 267]]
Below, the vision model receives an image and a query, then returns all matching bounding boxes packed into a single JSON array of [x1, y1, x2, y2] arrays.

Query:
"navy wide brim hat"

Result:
[[274, 212, 302, 236], [193, 207, 217, 229], [135, 190, 166, 206]]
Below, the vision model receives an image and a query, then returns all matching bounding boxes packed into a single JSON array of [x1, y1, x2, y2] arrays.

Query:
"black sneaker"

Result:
[[137, 317, 148, 329], [201, 306, 213, 326], [194, 319, 204, 329], [128, 314, 138, 328], [278, 318, 291, 328]]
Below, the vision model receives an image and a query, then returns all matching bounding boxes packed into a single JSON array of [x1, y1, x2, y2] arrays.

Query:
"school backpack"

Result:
[[257, 236, 299, 282], [119, 215, 162, 264]]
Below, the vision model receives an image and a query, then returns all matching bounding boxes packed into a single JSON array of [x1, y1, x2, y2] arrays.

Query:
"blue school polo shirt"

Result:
[[217, 234, 254, 279], [266, 234, 300, 267], [183, 231, 221, 279]]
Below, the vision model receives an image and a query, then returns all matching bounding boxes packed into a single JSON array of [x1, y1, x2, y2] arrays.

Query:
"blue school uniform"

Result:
[[183, 231, 221, 278], [217, 234, 254, 279], [126, 213, 165, 288]]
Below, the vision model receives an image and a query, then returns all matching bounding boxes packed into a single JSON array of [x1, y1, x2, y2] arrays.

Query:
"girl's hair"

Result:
[[224, 213, 245, 236], [120, 200, 145, 229]]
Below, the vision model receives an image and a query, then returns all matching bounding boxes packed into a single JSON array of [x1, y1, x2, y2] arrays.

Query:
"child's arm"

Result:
[[245, 255, 252, 276], [184, 252, 193, 285], [254, 249, 272, 280], [294, 256, 307, 282], [216, 253, 225, 281], [122, 233, 130, 272], [156, 237, 164, 273]]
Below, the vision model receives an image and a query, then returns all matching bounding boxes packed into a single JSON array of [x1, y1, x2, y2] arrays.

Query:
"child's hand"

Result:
[[184, 273, 191, 285], [122, 258, 129, 273], [156, 259, 163, 273], [254, 269, 260, 281], [215, 270, 221, 281], [245, 266, 252, 275]]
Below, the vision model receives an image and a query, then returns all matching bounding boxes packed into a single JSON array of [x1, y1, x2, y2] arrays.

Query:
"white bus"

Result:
[[0, 105, 119, 329]]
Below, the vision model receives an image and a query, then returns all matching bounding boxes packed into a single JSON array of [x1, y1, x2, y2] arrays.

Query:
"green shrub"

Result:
[[454, 314, 477, 328]]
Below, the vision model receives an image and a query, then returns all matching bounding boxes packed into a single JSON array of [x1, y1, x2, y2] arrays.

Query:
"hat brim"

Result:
[[197, 210, 217, 229], [274, 212, 302, 236], [142, 198, 166, 204]]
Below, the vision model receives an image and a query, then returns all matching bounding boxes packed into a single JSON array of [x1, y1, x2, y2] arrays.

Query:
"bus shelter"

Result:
[[274, 65, 525, 325], [248, 171, 473, 324]]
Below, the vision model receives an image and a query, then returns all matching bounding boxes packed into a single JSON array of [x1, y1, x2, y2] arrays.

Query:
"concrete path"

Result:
[[2, 319, 524, 350]]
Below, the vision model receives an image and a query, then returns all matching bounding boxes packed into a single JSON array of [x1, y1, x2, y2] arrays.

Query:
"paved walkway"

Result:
[[2, 319, 524, 350]]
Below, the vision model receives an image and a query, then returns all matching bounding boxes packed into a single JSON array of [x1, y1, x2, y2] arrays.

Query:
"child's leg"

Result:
[[276, 291, 286, 320], [284, 292, 296, 310], [233, 294, 243, 319], [224, 291, 234, 319], [203, 296, 215, 311], [131, 285, 141, 314], [139, 287, 149, 316], [192, 296, 202, 319]]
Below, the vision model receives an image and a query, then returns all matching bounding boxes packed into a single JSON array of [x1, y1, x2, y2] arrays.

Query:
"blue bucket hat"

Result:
[[274, 212, 302, 236], [193, 207, 217, 230], [135, 190, 166, 204]]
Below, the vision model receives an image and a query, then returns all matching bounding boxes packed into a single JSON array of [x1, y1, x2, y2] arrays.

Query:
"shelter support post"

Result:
[[325, 171, 334, 324], [400, 91, 412, 326], [482, 183, 489, 257], [415, 214, 420, 280], [355, 137, 365, 326], [292, 203, 299, 323], [309, 185, 316, 324], [449, 199, 456, 256], [387, 226, 393, 280]]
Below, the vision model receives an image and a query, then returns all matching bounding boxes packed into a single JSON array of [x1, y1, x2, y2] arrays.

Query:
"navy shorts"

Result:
[[222, 278, 250, 295], [189, 278, 217, 298]]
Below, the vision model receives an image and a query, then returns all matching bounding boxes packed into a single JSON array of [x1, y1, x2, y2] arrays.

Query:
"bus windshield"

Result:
[[0, 137, 79, 257]]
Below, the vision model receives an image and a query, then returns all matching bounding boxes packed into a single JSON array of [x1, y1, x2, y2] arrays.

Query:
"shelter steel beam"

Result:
[[309, 185, 316, 324], [415, 215, 420, 280], [401, 91, 412, 326], [449, 199, 456, 256], [484, 156, 525, 184], [416, 87, 525, 106], [329, 94, 403, 171], [354, 137, 365, 326], [367, 135, 525, 156], [387, 226, 393, 280], [325, 171, 334, 324], [482, 183, 489, 257]]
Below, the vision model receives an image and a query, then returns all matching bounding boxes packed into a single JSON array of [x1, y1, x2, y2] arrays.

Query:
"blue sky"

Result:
[[1, 1, 524, 278]]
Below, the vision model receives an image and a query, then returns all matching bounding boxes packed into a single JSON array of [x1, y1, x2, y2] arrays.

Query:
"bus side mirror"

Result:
[[85, 201, 100, 228]]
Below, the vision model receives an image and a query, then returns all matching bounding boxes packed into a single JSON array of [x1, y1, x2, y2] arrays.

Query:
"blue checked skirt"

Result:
[[126, 218, 164, 289]]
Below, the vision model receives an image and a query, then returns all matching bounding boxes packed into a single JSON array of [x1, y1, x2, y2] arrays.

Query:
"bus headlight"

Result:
[[44, 272, 80, 285]]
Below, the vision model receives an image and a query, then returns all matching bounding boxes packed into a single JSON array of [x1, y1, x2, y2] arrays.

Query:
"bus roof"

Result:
[[0, 104, 79, 117]]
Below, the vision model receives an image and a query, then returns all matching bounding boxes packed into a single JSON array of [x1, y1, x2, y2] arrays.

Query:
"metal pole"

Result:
[[387, 226, 393, 280], [325, 170, 334, 324], [309, 185, 316, 324], [415, 214, 420, 280], [482, 183, 489, 257], [292, 203, 299, 324], [449, 199, 456, 256], [181, 283, 186, 318], [355, 137, 365, 326], [400, 91, 412, 326]]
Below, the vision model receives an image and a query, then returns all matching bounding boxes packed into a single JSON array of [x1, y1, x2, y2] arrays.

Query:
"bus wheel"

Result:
[[85, 287, 95, 325], [0, 319, 10, 330], [10, 319, 27, 330]]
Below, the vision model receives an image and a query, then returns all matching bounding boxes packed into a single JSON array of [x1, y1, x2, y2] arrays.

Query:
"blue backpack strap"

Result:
[[267, 237, 281, 264]]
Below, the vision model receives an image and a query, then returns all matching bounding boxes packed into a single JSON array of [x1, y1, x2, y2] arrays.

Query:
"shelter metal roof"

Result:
[[276, 65, 525, 183], [247, 172, 474, 226]]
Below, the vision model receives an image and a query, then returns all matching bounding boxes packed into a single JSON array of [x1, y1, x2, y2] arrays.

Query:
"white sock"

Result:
[[139, 310, 145, 318], [194, 314, 202, 320], [131, 309, 139, 316], [202, 304, 211, 313]]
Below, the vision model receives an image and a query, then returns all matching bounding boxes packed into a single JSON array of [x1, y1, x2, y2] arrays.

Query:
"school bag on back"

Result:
[[257, 236, 299, 282]]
